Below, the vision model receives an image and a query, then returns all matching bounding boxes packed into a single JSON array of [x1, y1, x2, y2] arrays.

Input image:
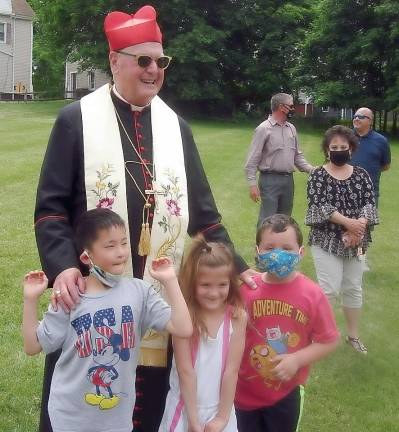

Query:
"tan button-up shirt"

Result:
[[245, 116, 312, 186]]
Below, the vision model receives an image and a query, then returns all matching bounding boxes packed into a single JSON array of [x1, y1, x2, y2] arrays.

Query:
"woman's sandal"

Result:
[[345, 336, 368, 354]]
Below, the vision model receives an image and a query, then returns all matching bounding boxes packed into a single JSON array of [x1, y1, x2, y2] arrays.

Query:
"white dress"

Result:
[[159, 313, 237, 432]]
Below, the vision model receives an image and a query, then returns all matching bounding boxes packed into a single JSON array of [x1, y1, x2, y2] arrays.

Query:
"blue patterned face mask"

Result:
[[256, 248, 301, 278]]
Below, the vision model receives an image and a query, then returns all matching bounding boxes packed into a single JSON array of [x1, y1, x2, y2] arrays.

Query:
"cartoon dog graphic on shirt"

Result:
[[248, 343, 281, 389], [248, 326, 300, 389], [85, 333, 130, 410]]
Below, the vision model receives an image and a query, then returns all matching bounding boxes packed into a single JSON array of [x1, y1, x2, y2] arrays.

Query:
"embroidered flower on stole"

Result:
[[91, 164, 120, 209]]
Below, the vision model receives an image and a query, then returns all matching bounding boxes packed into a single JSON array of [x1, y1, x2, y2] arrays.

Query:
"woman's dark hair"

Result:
[[75, 208, 125, 252], [321, 125, 359, 158], [256, 214, 303, 247]]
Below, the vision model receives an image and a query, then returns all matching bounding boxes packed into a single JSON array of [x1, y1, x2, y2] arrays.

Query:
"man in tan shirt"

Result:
[[245, 93, 313, 226]]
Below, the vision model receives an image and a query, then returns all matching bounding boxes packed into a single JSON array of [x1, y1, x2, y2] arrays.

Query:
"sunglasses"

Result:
[[117, 51, 172, 70], [353, 114, 370, 120]]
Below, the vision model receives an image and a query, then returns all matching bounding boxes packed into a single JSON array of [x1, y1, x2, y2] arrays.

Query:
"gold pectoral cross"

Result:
[[145, 181, 167, 197], [145, 181, 166, 215]]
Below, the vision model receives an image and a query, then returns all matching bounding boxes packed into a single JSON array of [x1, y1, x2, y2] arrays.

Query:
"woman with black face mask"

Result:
[[305, 125, 378, 355]]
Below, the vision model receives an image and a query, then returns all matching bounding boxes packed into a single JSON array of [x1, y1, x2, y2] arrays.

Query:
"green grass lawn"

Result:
[[1, 101, 398, 431]]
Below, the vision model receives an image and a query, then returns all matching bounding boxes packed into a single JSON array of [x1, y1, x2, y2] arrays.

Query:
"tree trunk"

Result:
[[379, 111, 383, 131], [392, 112, 398, 136], [383, 110, 388, 133]]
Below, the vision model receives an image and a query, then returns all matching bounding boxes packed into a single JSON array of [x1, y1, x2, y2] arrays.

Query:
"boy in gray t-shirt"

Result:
[[22, 209, 192, 432]]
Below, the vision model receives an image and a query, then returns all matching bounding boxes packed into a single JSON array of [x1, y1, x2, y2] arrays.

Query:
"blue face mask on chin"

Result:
[[256, 248, 301, 279], [89, 264, 123, 288], [85, 251, 123, 288]]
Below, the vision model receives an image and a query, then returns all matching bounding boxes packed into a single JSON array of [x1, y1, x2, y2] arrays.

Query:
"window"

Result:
[[88, 71, 95, 90], [321, 106, 330, 113], [0, 23, 5, 43], [70, 72, 77, 91]]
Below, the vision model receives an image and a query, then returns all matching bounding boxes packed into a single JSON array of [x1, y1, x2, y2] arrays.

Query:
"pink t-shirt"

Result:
[[235, 272, 339, 410]]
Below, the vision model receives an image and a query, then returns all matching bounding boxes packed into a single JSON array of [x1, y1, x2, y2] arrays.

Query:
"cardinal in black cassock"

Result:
[[35, 5, 250, 432]]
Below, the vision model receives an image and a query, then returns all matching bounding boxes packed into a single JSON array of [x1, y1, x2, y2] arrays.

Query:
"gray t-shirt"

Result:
[[37, 277, 171, 432]]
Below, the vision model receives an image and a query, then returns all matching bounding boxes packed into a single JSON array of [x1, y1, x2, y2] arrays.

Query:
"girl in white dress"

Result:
[[159, 237, 247, 432]]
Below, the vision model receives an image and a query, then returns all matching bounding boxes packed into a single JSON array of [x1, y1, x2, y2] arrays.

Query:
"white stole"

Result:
[[81, 84, 189, 366]]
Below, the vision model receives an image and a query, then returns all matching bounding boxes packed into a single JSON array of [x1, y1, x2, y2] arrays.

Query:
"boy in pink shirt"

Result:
[[236, 214, 339, 431]]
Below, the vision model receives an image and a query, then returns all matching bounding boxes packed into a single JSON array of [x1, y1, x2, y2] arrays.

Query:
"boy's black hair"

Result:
[[75, 208, 126, 252], [256, 214, 303, 246]]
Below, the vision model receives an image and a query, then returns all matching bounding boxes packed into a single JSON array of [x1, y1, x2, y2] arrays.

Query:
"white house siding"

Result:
[[0, 14, 13, 92], [0, 0, 12, 14], [65, 60, 110, 97], [13, 16, 32, 92], [0, 0, 34, 95]]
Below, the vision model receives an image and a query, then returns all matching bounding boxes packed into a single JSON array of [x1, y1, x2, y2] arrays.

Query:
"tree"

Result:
[[28, 0, 65, 95], [376, 0, 399, 116], [241, 0, 313, 110], [296, 0, 399, 119], [28, 0, 313, 113]]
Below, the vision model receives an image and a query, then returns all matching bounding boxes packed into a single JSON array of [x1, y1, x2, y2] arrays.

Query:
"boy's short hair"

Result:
[[256, 214, 303, 247], [75, 208, 126, 252]]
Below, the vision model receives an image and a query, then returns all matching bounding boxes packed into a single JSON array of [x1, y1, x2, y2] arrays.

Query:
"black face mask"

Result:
[[329, 150, 351, 166]]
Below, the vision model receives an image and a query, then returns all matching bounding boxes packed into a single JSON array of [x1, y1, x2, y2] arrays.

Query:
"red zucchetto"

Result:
[[104, 5, 162, 51]]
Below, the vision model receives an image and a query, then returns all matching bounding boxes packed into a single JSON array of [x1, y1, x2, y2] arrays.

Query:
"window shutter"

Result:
[[6, 23, 12, 45]]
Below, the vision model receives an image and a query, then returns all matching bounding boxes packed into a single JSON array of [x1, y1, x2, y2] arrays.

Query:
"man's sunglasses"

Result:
[[353, 114, 370, 120], [282, 103, 295, 110], [117, 51, 172, 70]]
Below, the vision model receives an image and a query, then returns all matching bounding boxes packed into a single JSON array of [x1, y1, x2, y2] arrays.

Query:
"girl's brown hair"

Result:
[[178, 236, 243, 338]]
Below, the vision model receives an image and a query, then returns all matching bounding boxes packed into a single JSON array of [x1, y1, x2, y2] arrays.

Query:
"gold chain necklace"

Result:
[[113, 106, 154, 256], [114, 107, 154, 179]]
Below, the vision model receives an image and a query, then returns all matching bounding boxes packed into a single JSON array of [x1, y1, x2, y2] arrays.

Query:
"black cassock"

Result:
[[34, 91, 247, 432]]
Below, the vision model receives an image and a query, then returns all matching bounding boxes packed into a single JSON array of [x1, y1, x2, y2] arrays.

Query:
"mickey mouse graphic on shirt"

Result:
[[70, 305, 135, 410], [85, 332, 130, 410]]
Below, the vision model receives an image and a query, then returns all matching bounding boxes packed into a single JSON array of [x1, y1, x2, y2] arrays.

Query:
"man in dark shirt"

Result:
[[352, 107, 391, 206]]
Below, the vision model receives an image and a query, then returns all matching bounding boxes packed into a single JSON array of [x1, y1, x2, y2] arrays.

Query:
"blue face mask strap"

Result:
[[84, 250, 121, 288]]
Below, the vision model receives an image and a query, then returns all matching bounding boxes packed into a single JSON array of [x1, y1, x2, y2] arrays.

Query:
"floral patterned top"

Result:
[[305, 166, 378, 258]]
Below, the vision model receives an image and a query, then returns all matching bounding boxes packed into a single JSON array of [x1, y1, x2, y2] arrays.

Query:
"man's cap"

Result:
[[104, 5, 162, 51]]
